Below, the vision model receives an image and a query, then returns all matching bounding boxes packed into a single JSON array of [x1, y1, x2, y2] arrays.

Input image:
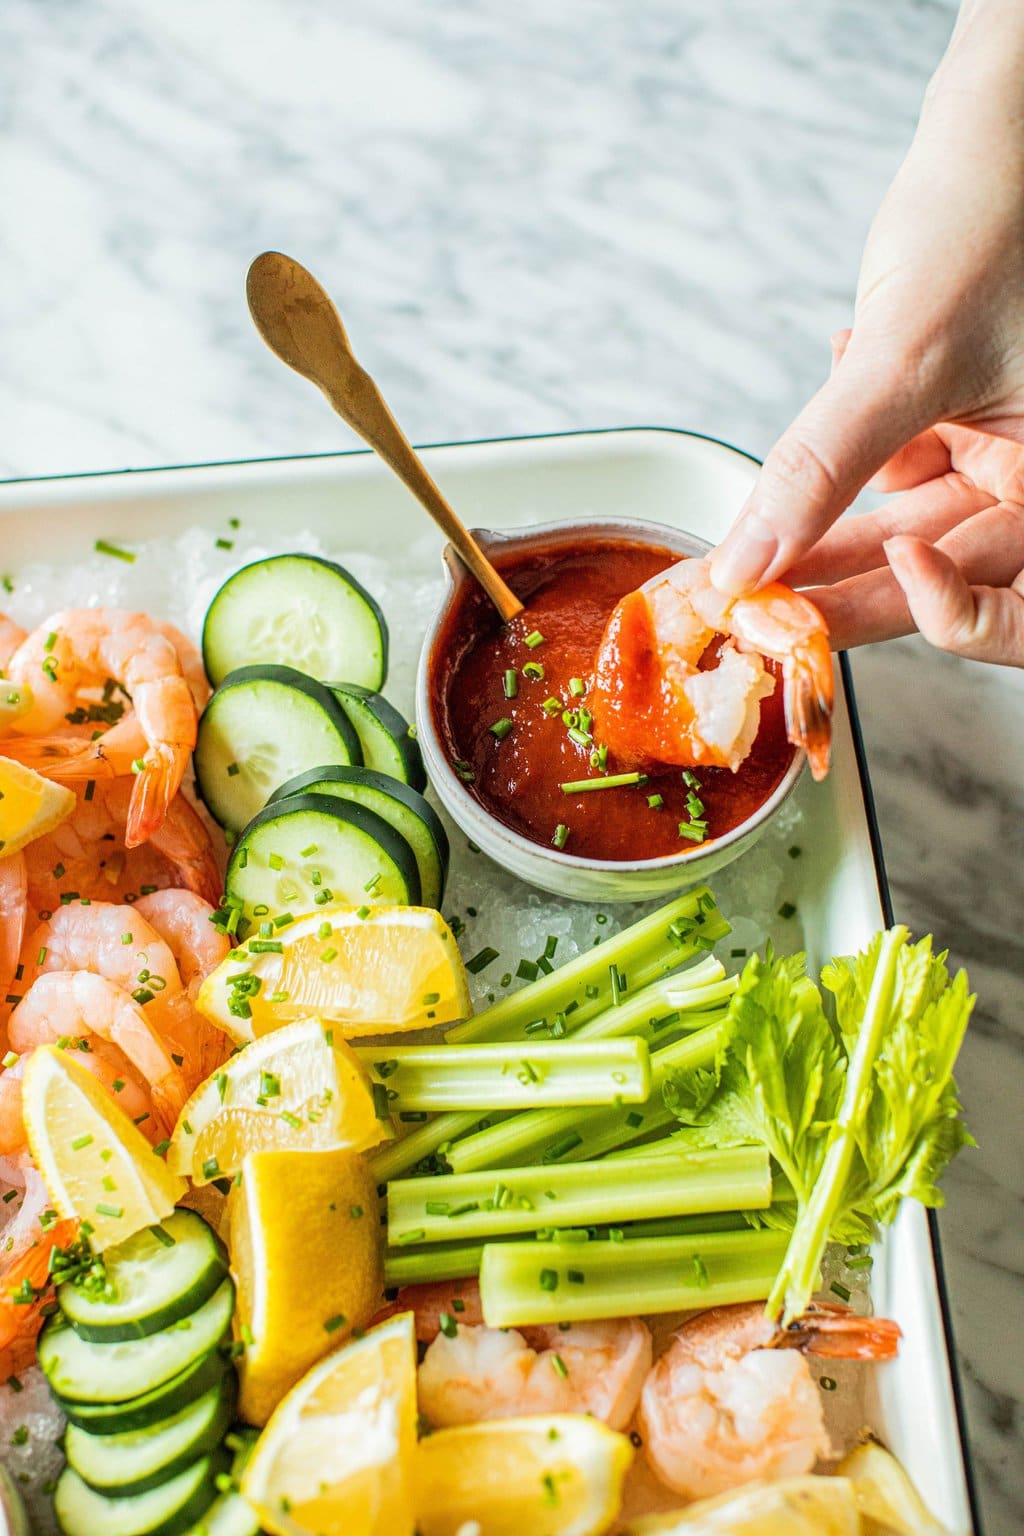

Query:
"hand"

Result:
[[709, 4, 1024, 665]]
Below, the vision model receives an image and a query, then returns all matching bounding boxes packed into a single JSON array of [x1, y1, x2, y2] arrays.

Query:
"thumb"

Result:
[[710, 338, 939, 596]]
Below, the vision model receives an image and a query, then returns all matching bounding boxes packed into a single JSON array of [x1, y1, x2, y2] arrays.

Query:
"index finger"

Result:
[[709, 344, 937, 596]]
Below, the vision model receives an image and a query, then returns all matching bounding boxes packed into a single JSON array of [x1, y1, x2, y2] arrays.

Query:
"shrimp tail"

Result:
[[785, 629, 834, 782], [126, 745, 187, 849], [0, 1217, 78, 1352], [779, 1303, 902, 1361]]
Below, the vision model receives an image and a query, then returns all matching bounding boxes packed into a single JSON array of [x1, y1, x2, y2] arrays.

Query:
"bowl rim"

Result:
[[415, 513, 806, 875]]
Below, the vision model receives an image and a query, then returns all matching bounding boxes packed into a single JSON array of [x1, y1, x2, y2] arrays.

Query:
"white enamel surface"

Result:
[[0, 429, 972, 1532]]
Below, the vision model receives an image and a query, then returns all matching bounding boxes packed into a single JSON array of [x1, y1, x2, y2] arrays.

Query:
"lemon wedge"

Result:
[[228, 1147, 384, 1428], [838, 1442, 950, 1535], [0, 758, 75, 858], [622, 1476, 860, 1535], [22, 1045, 186, 1250], [197, 906, 471, 1045], [241, 1311, 417, 1536], [167, 1017, 389, 1183], [416, 1414, 632, 1536]]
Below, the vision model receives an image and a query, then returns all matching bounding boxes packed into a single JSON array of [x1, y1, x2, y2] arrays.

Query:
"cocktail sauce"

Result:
[[430, 536, 794, 861]]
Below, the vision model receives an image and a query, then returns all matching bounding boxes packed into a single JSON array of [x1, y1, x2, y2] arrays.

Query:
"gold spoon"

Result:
[[246, 251, 524, 622]]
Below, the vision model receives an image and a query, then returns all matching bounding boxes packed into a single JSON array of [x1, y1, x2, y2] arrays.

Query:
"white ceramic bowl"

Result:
[[416, 516, 805, 902]]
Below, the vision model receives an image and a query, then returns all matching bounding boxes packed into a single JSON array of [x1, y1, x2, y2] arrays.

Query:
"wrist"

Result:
[[928, 0, 1024, 108]]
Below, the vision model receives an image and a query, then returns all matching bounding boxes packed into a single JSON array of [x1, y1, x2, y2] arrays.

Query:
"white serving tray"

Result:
[[0, 428, 978, 1533]]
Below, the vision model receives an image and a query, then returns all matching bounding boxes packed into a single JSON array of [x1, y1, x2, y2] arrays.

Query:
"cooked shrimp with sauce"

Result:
[[591, 556, 834, 781]]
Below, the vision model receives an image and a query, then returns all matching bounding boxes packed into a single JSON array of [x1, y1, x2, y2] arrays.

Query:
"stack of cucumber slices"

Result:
[[193, 554, 449, 934], [40, 1210, 258, 1536]]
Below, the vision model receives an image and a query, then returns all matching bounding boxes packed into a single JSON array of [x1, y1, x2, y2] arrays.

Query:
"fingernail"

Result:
[[883, 536, 909, 572], [710, 511, 778, 596]]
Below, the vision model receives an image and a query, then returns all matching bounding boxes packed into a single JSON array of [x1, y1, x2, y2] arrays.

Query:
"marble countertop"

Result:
[[1, 1, 1020, 1529]]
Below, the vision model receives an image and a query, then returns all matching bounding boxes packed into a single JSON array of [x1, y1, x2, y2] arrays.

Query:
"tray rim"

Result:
[[0, 423, 983, 1533]]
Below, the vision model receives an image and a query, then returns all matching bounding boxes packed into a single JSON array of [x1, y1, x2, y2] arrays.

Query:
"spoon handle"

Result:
[[247, 253, 523, 622]]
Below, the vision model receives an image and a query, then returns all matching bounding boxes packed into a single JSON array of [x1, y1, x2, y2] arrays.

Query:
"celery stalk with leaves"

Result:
[[665, 925, 974, 1322]]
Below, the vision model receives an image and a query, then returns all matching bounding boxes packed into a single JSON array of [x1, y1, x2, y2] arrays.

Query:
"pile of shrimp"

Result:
[[378, 1279, 901, 1510], [0, 609, 234, 1375]]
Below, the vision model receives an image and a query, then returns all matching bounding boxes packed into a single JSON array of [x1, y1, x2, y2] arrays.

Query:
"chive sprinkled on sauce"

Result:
[[552, 823, 570, 850], [560, 771, 645, 794], [524, 630, 545, 649], [489, 717, 513, 741], [502, 669, 519, 699]]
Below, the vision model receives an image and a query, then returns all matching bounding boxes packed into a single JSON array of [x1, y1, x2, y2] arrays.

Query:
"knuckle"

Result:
[[763, 434, 841, 510]]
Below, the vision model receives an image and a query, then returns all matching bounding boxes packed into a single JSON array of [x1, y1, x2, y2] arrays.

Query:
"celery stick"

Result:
[[355, 1039, 650, 1113], [564, 962, 736, 1047], [769, 924, 906, 1322], [387, 1145, 770, 1244], [446, 887, 728, 1044], [479, 1228, 790, 1326], [382, 1209, 754, 1287], [446, 1023, 724, 1174], [367, 1109, 509, 1184]]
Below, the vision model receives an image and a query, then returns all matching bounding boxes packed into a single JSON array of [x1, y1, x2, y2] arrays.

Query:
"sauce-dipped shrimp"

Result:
[[638, 1301, 901, 1501], [8, 972, 188, 1128], [5, 610, 199, 845], [133, 890, 233, 1090], [382, 1279, 652, 1432], [591, 557, 833, 781]]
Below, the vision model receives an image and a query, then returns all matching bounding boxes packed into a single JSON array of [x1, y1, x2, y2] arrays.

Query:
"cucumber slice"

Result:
[[327, 683, 425, 791], [194, 1428, 260, 1536], [59, 1210, 228, 1342], [202, 554, 388, 690], [40, 1279, 234, 1405], [268, 766, 448, 909], [54, 1451, 227, 1536], [65, 1377, 236, 1496], [194, 664, 362, 832], [59, 1344, 230, 1435], [225, 792, 421, 932]]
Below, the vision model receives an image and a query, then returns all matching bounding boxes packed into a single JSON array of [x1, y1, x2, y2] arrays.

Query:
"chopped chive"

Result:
[[820, 1374, 837, 1391], [438, 1311, 458, 1338], [568, 676, 586, 697], [503, 670, 519, 699], [466, 947, 499, 975], [539, 1268, 558, 1292], [226, 762, 240, 778], [524, 630, 544, 649], [560, 772, 645, 794], [522, 661, 544, 681], [280, 1110, 302, 1130], [489, 717, 513, 741], [324, 1313, 347, 1334], [94, 539, 135, 563], [788, 845, 803, 859], [677, 821, 707, 843], [452, 759, 475, 783], [356, 905, 371, 920], [830, 1280, 851, 1302], [215, 537, 234, 550], [152, 1140, 171, 1158], [551, 1353, 569, 1379], [95, 1203, 124, 1218], [647, 793, 664, 809], [541, 696, 562, 716], [778, 901, 797, 919], [202, 1157, 221, 1180], [552, 823, 570, 850], [516, 958, 539, 982], [70, 1134, 93, 1151]]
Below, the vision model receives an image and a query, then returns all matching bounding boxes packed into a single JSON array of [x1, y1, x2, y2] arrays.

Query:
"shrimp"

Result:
[[6, 610, 199, 845], [133, 890, 233, 1089], [19, 779, 222, 913], [0, 1158, 78, 1370], [386, 1280, 652, 1432], [638, 1301, 901, 1501], [0, 853, 27, 1019], [8, 972, 188, 1128], [0, 617, 32, 733], [591, 557, 833, 781], [0, 1039, 158, 1155]]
